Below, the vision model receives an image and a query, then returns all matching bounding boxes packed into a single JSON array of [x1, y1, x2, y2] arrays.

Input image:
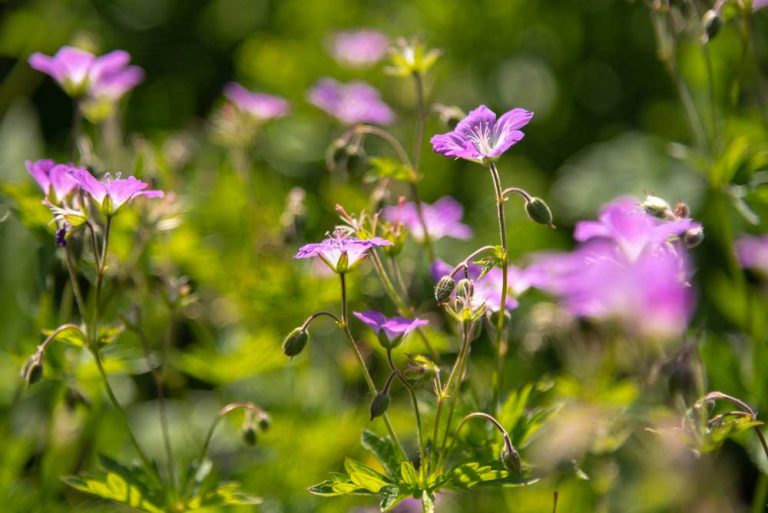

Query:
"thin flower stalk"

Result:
[[488, 161, 509, 412]]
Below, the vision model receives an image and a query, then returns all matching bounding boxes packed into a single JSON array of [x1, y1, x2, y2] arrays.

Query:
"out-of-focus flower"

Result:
[[26, 160, 79, 203], [431, 260, 535, 312], [223, 82, 290, 121], [353, 310, 428, 348], [295, 231, 392, 273], [386, 37, 441, 77], [531, 197, 696, 339], [29, 46, 143, 100], [308, 78, 394, 125], [754, 0, 768, 11], [735, 234, 768, 274], [430, 105, 533, 164], [381, 196, 472, 242], [574, 196, 697, 262], [330, 29, 389, 68], [73, 169, 164, 216]]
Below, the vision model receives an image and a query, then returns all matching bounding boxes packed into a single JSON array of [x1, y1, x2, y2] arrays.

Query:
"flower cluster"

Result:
[[530, 197, 697, 339]]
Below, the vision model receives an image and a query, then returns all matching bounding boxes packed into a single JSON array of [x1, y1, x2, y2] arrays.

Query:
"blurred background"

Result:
[[1, 0, 767, 511]]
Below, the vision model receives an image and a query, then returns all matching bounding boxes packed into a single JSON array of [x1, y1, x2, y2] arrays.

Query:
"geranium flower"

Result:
[[430, 105, 533, 164], [735, 235, 768, 274], [26, 160, 79, 203], [574, 196, 697, 262], [353, 310, 428, 348], [29, 46, 143, 99], [223, 82, 290, 120], [308, 78, 394, 125], [295, 232, 392, 273], [72, 169, 164, 216], [330, 29, 389, 68], [381, 196, 472, 242]]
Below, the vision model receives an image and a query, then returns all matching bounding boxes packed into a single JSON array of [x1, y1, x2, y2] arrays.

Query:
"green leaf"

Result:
[[443, 461, 538, 490], [62, 455, 164, 513], [42, 325, 87, 348], [362, 430, 399, 479], [368, 157, 416, 183], [344, 458, 392, 493], [185, 481, 262, 508], [97, 323, 125, 346], [307, 473, 374, 497]]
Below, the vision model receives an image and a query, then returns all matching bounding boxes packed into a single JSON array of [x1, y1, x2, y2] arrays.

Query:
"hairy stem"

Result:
[[488, 162, 509, 412]]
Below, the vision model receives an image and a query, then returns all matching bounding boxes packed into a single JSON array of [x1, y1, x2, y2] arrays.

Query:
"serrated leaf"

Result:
[[62, 461, 164, 513], [345, 458, 392, 493], [443, 461, 538, 490], [186, 481, 262, 508], [362, 430, 399, 479]]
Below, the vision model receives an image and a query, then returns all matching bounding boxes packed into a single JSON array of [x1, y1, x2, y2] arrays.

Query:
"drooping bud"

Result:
[[683, 226, 704, 248], [500, 445, 521, 475], [242, 425, 258, 446], [21, 352, 44, 386], [282, 328, 309, 357], [344, 145, 367, 176], [456, 278, 474, 303], [329, 138, 348, 171], [258, 414, 271, 431], [433, 104, 465, 129], [403, 354, 439, 385], [369, 392, 391, 420], [525, 197, 554, 227], [702, 10, 722, 44], [434, 276, 455, 303]]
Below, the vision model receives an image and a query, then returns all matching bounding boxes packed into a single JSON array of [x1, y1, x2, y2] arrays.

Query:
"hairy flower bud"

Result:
[[282, 328, 309, 357], [456, 278, 474, 302], [525, 197, 554, 227], [683, 226, 704, 248], [434, 275, 455, 303], [21, 352, 44, 386], [369, 392, 391, 420], [258, 414, 271, 431], [500, 445, 521, 475]]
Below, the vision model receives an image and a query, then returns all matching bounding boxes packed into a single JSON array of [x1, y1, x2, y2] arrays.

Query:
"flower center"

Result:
[[466, 122, 496, 156]]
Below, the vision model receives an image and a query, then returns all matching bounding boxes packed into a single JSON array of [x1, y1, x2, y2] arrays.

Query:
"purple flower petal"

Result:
[[431, 104, 533, 163], [73, 169, 164, 214], [330, 29, 389, 68], [26, 160, 80, 202], [295, 233, 392, 273], [382, 196, 472, 242], [308, 78, 393, 125], [223, 82, 290, 120], [735, 235, 768, 273], [353, 310, 428, 341]]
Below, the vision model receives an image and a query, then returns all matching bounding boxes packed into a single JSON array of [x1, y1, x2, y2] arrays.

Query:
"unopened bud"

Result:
[[258, 414, 271, 431], [21, 352, 44, 386], [433, 104, 465, 129], [683, 226, 704, 248], [525, 197, 554, 227], [64, 387, 90, 411], [282, 328, 309, 357], [434, 276, 455, 303], [369, 392, 391, 420], [702, 10, 722, 43], [456, 278, 474, 302], [344, 145, 367, 176], [642, 195, 672, 219], [500, 445, 521, 475], [329, 139, 347, 171], [242, 425, 258, 446]]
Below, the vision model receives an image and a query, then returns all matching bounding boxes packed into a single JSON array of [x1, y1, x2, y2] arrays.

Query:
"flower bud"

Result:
[[500, 445, 521, 475], [369, 392, 391, 420], [21, 352, 44, 386], [434, 276, 455, 303], [65, 387, 90, 411], [403, 355, 439, 385], [329, 138, 348, 171], [282, 328, 309, 357], [241, 425, 258, 446], [642, 195, 672, 219], [525, 197, 554, 227], [683, 226, 704, 248], [55, 227, 67, 247], [702, 10, 722, 44], [456, 278, 474, 302], [344, 145, 367, 176], [258, 414, 271, 431], [433, 104, 465, 129]]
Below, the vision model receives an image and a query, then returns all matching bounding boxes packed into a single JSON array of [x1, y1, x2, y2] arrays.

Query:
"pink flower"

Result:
[[223, 82, 290, 120], [735, 235, 768, 273], [382, 196, 472, 242], [430, 105, 533, 164], [26, 160, 79, 203], [72, 169, 164, 215], [330, 30, 389, 68], [295, 232, 392, 273], [308, 78, 394, 125]]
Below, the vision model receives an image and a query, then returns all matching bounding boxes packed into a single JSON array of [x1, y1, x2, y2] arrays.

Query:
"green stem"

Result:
[[386, 347, 425, 474], [90, 346, 157, 481], [91, 216, 112, 340], [339, 273, 408, 461], [63, 245, 87, 320], [488, 162, 509, 413]]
